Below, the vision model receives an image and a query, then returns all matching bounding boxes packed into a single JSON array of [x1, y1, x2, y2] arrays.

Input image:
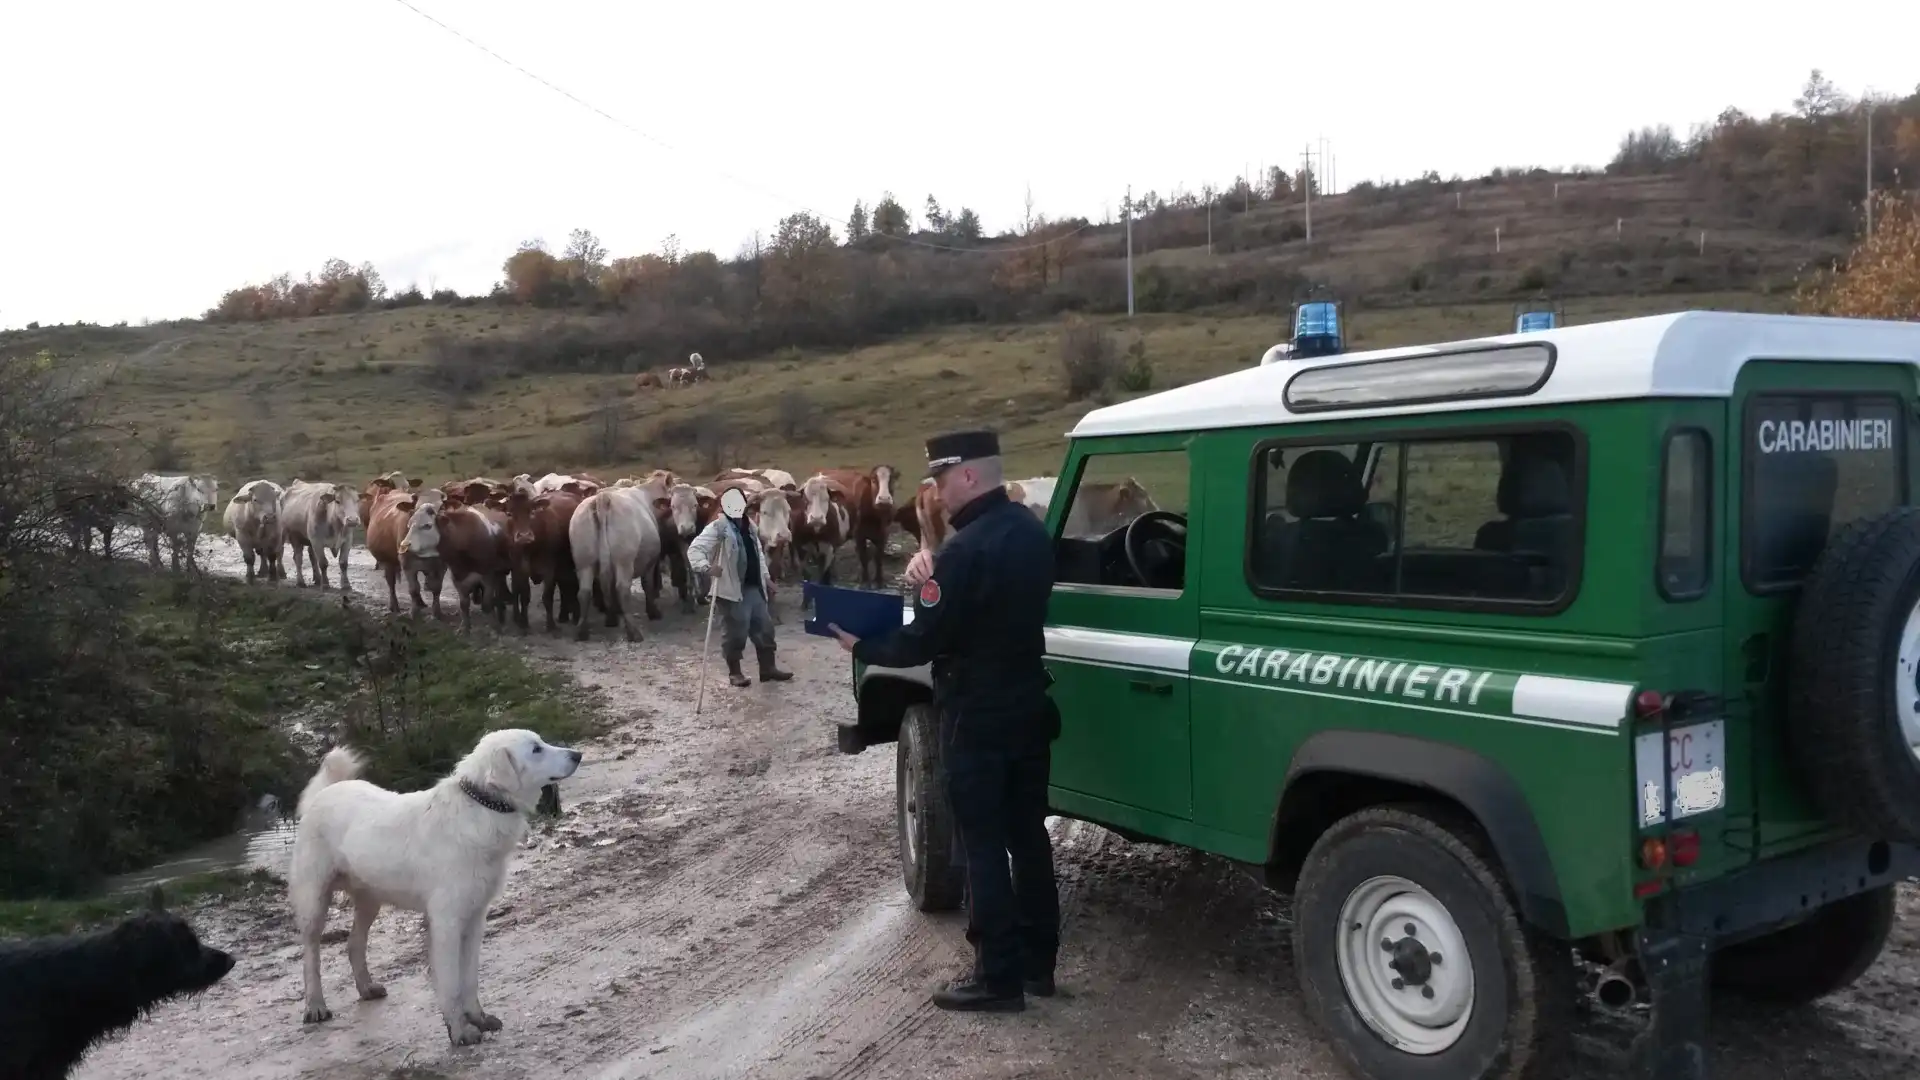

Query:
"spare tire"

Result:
[[1787, 507, 1920, 843]]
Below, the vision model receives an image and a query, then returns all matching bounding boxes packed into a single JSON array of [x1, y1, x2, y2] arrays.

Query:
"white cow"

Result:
[[131, 473, 219, 572], [753, 487, 795, 582], [533, 470, 591, 495], [223, 479, 286, 584], [568, 485, 666, 642], [1008, 476, 1058, 519], [281, 480, 364, 590]]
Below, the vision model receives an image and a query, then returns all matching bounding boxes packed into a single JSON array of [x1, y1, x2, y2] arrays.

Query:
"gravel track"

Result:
[[68, 533, 1920, 1080]]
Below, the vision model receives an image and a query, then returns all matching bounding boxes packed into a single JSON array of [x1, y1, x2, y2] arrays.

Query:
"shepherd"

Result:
[[687, 485, 791, 687]]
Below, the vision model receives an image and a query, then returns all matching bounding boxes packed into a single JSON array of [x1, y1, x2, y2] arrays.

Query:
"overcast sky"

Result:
[[3, 0, 1916, 330]]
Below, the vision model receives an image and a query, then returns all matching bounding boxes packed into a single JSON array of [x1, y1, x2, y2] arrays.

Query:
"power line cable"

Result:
[[389, 0, 1094, 255]]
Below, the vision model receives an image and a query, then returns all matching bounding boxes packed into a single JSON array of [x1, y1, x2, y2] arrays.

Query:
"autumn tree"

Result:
[[503, 243, 569, 306], [1797, 191, 1920, 320], [762, 211, 841, 318], [563, 228, 608, 289]]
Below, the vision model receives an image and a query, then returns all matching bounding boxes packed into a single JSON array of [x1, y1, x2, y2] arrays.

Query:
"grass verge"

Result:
[[1, 568, 608, 901], [0, 868, 284, 939]]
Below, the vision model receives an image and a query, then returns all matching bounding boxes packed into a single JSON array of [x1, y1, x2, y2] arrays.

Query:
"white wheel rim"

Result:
[[1895, 600, 1920, 762], [1335, 875, 1475, 1055], [901, 727, 920, 867]]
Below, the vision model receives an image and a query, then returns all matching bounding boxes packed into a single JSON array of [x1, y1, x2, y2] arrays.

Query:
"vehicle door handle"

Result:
[[1129, 678, 1173, 696]]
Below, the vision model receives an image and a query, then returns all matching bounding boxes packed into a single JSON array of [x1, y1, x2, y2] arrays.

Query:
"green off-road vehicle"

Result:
[[838, 310, 1920, 1080]]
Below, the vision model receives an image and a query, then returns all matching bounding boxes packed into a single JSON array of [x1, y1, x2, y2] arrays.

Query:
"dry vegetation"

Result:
[[8, 293, 1785, 490]]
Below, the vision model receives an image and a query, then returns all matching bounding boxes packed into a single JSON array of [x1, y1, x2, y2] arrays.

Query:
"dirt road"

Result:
[[72, 536, 1920, 1080]]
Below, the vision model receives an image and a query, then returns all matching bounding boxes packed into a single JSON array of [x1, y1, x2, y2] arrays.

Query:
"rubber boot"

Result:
[[757, 645, 792, 683], [725, 652, 751, 688]]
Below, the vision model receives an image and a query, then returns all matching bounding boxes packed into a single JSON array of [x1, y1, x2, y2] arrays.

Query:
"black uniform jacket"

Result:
[[853, 486, 1057, 751]]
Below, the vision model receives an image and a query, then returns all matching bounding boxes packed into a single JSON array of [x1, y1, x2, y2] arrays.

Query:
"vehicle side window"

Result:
[[1054, 450, 1189, 591], [1744, 395, 1904, 591], [1249, 430, 1581, 608], [1659, 429, 1712, 600]]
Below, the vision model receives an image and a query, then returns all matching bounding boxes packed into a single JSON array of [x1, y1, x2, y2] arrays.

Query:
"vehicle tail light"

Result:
[[1670, 830, 1701, 868], [1639, 836, 1668, 871], [1634, 689, 1666, 718]]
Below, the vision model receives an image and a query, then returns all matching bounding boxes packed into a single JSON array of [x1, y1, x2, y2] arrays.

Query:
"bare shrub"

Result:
[[586, 401, 625, 463], [1118, 335, 1154, 393], [1059, 318, 1121, 400], [776, 390, 822, 443]]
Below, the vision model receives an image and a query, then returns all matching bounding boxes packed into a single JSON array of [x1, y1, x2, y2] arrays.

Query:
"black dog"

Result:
[[0, 887, 235, 1080]]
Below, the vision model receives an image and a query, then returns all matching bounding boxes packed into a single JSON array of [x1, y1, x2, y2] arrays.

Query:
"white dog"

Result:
[[287, 728, 583, 1045]]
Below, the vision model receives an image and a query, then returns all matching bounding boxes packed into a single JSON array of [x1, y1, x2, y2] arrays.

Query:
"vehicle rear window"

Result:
[[1658, 429, 1712, 600], [1744, 395, 1905, 590]]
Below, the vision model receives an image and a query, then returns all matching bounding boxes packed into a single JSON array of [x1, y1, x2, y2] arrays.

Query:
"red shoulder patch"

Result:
[[919, 579, 942, 607]]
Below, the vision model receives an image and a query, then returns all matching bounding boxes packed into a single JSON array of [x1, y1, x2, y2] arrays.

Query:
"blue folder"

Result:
[[802, 581, 909, 640]]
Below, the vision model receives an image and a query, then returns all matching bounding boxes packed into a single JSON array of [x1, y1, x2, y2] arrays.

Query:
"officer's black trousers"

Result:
[[945, 740, 1059, 992]]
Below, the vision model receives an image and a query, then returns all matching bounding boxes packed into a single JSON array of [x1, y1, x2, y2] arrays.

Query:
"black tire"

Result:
[[1293, 806, 1575, 1080], [897, 704, 964, 912], [1711, 885, 1895, 1005], [1787, 508, 1920, 843]]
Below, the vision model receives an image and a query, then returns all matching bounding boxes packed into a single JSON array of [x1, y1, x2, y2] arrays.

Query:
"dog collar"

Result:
[[459, 778, 519, 815]]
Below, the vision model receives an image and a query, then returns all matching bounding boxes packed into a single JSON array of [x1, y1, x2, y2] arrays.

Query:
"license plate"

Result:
[[1633, 720, 1726, 827]]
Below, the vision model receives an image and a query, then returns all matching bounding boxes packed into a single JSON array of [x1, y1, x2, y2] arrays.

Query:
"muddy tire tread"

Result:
[[1293, 803, 1575, 1080]]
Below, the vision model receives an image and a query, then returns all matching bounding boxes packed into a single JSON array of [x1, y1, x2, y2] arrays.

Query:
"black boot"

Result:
[[932, 977, 1024, 1013], [757, 645, 792, 682], [725, 653, 751, 688]]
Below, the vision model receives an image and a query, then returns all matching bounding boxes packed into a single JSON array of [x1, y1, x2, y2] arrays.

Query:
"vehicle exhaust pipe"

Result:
[[1595, 973, 1636, 1009]]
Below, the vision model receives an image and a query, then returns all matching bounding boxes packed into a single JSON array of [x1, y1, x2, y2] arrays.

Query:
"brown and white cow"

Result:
[[442, 476, 509, 508], [433, 501, 516, 633], [365, 489, 445, 618], [505, 480, 584, 633], [793, 473, 853, 585], [281, 480, 362, 590], [1063, 477, 1158, 537], [568, 484, 666, 642], [913, 477, 948, 553], [635, 371, 662, 391], [818, 465, 898, 587], [223, 479, 286, 584]]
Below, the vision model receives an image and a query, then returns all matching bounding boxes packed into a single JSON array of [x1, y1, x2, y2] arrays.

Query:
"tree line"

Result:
[[191, 71, 1919, 368]]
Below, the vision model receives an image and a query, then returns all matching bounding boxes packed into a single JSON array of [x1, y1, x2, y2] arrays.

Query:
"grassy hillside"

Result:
[[16, 289, 1790, 488]]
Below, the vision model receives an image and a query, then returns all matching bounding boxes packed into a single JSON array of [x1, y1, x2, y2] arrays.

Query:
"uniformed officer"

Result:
[[829, 429, 1060, 1013]]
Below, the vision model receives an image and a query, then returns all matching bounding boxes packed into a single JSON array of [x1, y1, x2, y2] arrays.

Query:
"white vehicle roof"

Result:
[[1071, 311, 1920, 439]]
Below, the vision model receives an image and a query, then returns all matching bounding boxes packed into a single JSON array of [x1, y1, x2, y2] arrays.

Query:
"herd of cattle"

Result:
[[70, 465, 1159, 641]]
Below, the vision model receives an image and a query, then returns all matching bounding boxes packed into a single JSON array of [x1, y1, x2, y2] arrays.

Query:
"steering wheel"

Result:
[[1122, 510, 1188, 590]]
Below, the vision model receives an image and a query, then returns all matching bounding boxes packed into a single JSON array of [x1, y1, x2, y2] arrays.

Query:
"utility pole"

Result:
[[1866, 98, 1876, 235], [1206, 193, 1213, 255], [1125, 185, 1135, 317], [1303, 144, 1314, 241]]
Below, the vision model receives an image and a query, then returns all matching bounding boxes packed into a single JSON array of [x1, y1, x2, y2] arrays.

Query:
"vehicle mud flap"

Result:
[[1633, 928, 1711, 1080]]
